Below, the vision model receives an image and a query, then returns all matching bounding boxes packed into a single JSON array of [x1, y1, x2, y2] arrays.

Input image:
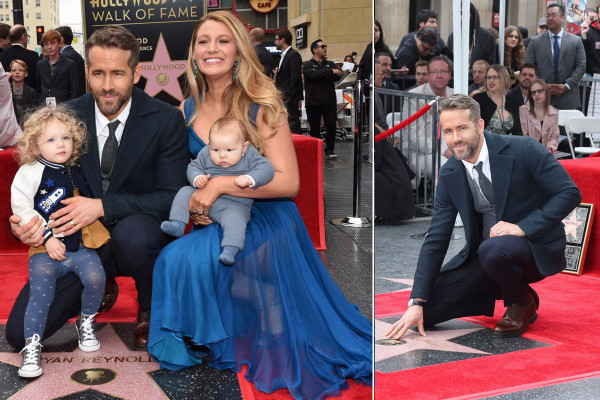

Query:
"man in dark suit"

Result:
[[0, 25, 39, 89], [36, 30, 79, 104], [386, 94, 581, 340], [7, 25, 188, 349], [525, 4, 586, 110], [506, 63, 537, 107], [56, 26, 86, 97], [274, 29, 303, 134], [0, 23, 11, 53], [249, 27, 273, 78]]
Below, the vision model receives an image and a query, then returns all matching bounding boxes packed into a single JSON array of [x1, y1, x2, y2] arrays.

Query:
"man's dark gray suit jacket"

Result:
[[67, 87, 189, 227], [411, 133, 581, 301], [524, 31, 586, 109]]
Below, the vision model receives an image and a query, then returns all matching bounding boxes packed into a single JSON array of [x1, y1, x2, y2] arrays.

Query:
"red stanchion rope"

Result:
[[374, 98, 439, 142]]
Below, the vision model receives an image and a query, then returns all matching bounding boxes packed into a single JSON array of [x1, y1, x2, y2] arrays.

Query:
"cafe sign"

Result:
[[249, 0, 280, 14]]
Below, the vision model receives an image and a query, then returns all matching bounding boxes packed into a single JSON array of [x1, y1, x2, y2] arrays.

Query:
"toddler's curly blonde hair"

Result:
[[17, 105, 87, 166]]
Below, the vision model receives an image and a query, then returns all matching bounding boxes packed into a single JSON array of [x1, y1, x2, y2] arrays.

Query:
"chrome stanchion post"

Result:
[[332, 79, 371, 227]]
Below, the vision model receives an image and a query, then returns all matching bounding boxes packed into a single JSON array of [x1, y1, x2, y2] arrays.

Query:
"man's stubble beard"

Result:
[[93, 86, 133, 118], [452, 134, 480, 161]]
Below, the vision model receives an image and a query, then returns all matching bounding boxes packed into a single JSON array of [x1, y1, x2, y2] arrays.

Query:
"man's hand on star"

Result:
[[385, 305, 426, 340]]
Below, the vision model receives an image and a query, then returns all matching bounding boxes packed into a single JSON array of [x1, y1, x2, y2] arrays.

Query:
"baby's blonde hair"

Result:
[[17, 105, 87, 166]]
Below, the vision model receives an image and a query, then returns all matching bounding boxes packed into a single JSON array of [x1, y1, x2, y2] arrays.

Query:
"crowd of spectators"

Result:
[[375, 2, 596, 222]]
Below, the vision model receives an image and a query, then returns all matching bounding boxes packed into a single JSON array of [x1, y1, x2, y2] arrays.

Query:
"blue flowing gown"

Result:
[[148, 98, 372, 400]]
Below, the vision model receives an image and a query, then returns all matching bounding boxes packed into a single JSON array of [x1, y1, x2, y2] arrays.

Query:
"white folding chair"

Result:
[[558, 109, 585, 126], [558, 110, 585, 158], [565, 117, 600, 157]]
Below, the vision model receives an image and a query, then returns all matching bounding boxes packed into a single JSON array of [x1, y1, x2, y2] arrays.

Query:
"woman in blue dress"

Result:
[[148, 11, 372, 400]]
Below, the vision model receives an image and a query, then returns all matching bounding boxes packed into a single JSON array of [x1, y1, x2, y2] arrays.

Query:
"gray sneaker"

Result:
[[18, 334, 43, 378], [325, 150, 338, 159], [76, 313, 101, 352]]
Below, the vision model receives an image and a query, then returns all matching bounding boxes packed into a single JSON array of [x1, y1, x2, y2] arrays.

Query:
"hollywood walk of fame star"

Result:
[[374, 319, 488, 363], [139, 34, 187, 101], [0, 324, 167, 399], [45, 178, 55, 188], [563, 208, 585, 244]]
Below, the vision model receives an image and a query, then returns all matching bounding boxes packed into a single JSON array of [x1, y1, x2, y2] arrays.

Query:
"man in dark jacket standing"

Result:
[[274, 29, 303, 134], [250, 27, 273, 78], [56, 26, 86, 97], [303, 39, 342, 159], [581, 9, 600, 76], [447, 3, 496, 68]]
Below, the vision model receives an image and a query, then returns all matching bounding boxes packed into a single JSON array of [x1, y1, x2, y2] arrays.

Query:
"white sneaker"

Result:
[[76, 313, 101, 352], [18, 334, 43, 378]]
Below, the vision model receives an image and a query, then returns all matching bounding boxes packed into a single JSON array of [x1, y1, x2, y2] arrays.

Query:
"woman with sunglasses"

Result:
[[519, 79, 559, 152], [473, 64, 522, 135]]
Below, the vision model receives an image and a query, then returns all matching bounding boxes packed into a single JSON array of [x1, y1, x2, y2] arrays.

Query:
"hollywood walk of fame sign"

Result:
[[82, 0, 205, 106], [562, 203, 595, 275]]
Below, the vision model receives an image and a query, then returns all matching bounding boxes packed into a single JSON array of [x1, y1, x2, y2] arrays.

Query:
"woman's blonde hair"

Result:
[[185, 11, 285, 153], [503, 26, 525, 71], [17, 105, 87, 166], [485, 64, 511, 95]]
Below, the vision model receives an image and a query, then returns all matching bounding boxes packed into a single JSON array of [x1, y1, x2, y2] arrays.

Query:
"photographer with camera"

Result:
[[581, 6, 600, 75]]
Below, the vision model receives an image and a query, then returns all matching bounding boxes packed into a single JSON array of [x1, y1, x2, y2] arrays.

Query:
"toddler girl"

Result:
[[11, 105, 109, 378]]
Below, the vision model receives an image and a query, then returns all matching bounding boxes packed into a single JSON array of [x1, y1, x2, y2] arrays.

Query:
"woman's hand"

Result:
[[188, 178, 222, 225]]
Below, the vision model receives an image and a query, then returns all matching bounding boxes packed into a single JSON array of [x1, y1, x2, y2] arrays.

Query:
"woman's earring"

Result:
[[192, 59, 198, 79], [233, 58, 240, 81]]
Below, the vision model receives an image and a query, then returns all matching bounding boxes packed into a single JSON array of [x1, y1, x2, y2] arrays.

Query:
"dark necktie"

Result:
[[553, 35, 560, 84], [474, 162, 494, 204], [101, 120, 120, 192]]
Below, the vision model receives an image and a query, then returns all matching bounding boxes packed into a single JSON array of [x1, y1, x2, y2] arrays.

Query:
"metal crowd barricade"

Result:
[[333, 79, 370, 227], [375, 87, 442, 215], [581, 75, 600, 118]]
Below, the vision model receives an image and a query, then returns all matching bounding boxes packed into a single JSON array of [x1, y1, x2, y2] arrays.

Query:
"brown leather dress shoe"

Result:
[[134, 307, 150, 348], [493, 296, 537, 337], [99, 277, 119, 312]]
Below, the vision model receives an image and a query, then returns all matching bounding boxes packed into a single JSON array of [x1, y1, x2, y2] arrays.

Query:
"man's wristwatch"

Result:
[[408, 298, 425, 307]]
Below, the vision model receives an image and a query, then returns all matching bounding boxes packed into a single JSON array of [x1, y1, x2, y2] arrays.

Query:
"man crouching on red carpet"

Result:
[[386, 94, 581, 339]]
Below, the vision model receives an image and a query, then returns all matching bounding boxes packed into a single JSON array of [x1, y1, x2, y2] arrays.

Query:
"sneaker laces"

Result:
[[79, 313, 97, 341], [20, 334, 42, 365]]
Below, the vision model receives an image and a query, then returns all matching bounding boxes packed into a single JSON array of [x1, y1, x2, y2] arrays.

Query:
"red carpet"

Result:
[[237, 366, 371, 400], [375, 273, 600, 399]]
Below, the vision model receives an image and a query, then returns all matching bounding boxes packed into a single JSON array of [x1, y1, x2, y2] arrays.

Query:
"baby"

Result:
[[161, 116, 274, 265]]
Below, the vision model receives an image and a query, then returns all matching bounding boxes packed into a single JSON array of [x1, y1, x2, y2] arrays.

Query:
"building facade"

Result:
[[287, 0, 372, 64], [2, 0, 60, 52]]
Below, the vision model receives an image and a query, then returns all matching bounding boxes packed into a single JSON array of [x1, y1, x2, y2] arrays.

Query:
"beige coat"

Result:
[[519, 104, 559, 151]]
